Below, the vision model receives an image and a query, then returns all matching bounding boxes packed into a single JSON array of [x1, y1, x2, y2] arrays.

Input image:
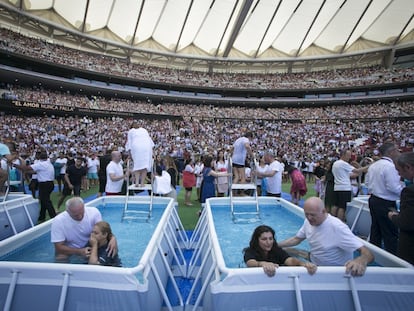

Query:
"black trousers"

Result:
[[369, 195, 398, 254], [38, 181, 56, 221], [98, 175, 106, 194]]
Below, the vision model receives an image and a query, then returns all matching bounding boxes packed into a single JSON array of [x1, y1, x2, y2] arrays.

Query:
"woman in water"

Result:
[[243, 225, 316, 277], [88, 221, 122, 267]]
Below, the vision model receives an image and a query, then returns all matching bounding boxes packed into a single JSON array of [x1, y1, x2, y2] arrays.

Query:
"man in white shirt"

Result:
[[331, 149, 369, 221], [278, 197, 374, 276], [256, 152, 283, 197], [87, 153, 100, 188], [15, 151, 57, 221], [51, 197, 117, 262], [55, 152, 67, 193], [365, 143, 403, 254], [105, 151, 128, 195]]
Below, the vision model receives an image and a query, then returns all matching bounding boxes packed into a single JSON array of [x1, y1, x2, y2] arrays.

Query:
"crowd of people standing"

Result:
[[2, 117, 413, 270]]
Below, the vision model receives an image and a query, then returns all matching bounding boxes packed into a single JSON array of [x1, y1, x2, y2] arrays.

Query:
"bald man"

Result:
[[278, 197, 374, 276], [51, 197, 117, 262], [105, 151, 128, 195]]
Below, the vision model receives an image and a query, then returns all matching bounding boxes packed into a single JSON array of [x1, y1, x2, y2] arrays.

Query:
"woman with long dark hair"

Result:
[[243, 225, 316, 277]]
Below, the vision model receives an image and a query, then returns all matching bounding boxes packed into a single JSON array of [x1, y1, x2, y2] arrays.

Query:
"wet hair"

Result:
[[243, 225, 276, 256], [94, 221, 113, 242]]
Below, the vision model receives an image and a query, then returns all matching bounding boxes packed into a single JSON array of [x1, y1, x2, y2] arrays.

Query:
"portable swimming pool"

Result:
[[187, 196, 414, 311], [0, 193, 39, 240], [0, 196, 190, 311], [346, 195, 372, 239], [211, 201, 310, 268], [2, 195, 413, 311], [2, 202, 169, 268]]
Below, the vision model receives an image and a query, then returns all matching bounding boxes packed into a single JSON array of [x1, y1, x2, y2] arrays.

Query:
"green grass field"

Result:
[[49, 180, 317, 230]]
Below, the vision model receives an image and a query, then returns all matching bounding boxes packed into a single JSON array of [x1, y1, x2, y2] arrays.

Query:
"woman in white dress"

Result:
[[125, 122, 154, 187]]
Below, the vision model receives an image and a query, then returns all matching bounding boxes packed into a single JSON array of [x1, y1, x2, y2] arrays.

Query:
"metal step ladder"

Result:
[[122, 160, 154, 221], [228, 158, 260, 221]]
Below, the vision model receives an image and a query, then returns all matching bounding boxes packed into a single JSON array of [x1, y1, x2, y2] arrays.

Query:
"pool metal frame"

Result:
[[0, 193, 38, 240], [0, 196, 189, 311], [2, 195, 414, 310], [186, 196, 414, 311]]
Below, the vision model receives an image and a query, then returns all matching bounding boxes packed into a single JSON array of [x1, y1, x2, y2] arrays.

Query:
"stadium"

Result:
[[0, 0, 414, 310]]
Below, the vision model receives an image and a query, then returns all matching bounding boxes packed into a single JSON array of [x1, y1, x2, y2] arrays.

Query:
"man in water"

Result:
[[278, 197, 374, 276], [51, 197, 117, 262]]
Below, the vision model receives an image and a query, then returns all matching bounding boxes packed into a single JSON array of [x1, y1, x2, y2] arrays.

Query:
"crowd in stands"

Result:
[[1, 28, 414, 90], [2, 27, 414, 275], [3, 84, 414, 121], [2, 105, 413, 168], [1, 28, 413, 167]]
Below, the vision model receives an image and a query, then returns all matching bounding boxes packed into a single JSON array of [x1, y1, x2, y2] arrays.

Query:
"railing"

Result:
[[346, 196, 371, 240], [123, 159, 154, 221], [228, 157, 259, 221], [2, 163, 23, 202], [186, 208, 218, 311], [1, 196, 191, 311]]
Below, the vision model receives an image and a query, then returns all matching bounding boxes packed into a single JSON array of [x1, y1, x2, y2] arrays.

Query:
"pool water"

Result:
[[0, 203, 166, 268], [210, 203, 309, 268]]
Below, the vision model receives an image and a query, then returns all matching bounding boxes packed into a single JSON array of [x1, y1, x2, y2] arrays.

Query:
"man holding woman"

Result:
[[51, 197, 118, 263]]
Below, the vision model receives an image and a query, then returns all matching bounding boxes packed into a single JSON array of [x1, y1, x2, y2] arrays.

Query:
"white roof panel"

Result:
[[2, 0, 413, 62]]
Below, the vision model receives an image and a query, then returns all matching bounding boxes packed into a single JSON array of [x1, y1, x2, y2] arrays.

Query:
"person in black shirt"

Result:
[[164, 155, 179, 203], [243, 225, 317, 277], [97, 149, 112, 197], [57, 157, 87, 210], [313, 158, 327, 198]]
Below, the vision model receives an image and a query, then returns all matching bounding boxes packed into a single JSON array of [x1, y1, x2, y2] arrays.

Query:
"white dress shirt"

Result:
[[365, 157, 404, 201]]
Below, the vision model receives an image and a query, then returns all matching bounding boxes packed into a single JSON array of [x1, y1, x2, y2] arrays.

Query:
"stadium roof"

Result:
[[0, 0, 414, 72]]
